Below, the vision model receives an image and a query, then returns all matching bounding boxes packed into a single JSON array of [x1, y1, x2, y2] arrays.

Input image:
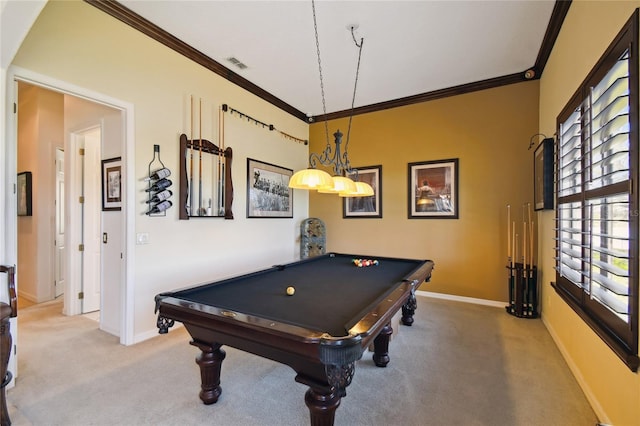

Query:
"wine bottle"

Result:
[[146, 189, 172, 203], [145, 167, 171, 181], [145, 178, 172, 192], [146, 200, 172, 215]]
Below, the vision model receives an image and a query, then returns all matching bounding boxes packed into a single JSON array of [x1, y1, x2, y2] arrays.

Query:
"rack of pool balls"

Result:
[[352, 258, 379, 267]]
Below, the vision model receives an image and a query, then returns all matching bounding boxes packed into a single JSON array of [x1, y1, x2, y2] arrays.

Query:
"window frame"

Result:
[[553, 9, 640, 371]]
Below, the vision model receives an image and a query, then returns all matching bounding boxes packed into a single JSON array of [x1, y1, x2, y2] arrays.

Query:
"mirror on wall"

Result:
[[179, 133, 233, 219]]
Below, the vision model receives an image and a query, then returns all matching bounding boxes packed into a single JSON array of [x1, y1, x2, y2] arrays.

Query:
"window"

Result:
[[555, 10, 639, 371]]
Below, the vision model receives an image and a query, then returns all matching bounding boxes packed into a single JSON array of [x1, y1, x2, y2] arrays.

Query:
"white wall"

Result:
[[9, 1, 309, 342]]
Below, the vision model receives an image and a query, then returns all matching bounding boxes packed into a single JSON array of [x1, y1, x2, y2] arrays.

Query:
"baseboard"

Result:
[[417, 290, 507, 308], [134, 322, 184, 344], [541, 313, 609, 424]]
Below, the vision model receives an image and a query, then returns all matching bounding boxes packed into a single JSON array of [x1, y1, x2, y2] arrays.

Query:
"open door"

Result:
[[78, 127, 101, 314]]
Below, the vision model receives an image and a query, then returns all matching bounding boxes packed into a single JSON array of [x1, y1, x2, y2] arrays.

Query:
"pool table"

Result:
[[154, 252, 434, 425]]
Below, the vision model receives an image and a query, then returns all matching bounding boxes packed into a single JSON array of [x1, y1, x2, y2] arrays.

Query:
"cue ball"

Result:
[[286, 286, 295, 296]]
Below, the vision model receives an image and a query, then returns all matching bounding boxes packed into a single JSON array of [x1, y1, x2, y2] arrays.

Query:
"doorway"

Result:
[[15, 81, 122, 329]]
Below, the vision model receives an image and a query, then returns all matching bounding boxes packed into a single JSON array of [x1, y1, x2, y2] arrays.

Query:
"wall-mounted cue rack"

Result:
[[179, 133, 234, 220]]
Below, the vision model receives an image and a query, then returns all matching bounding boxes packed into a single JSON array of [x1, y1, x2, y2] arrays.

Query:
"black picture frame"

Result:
[[247, 158, 293, 218], [534, 138, 554, 211], [343, 165, 382, 218], [17, 171, 32, 216], [102, 157, 122, 211], [408, 158, 459, 219]]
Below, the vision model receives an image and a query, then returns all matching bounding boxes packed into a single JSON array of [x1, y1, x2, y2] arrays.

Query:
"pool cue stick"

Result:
[[528, 202, 535, 314], [523, 221, 529, 315], [523, 204, 531, 315], [189, 95, 194, 215], [218, 105, 225, 215], [198, 98, 204, 216], [507, 204, 511, 264], [528, 203, 534, 267], [507, 205, 513, 312], [212, 108, 220, 216]]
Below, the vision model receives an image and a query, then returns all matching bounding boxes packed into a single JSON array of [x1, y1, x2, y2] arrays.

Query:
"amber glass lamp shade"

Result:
[[288, 168, 334, 190], [317, 176, 357, 194], [339, 181, 374, 197]]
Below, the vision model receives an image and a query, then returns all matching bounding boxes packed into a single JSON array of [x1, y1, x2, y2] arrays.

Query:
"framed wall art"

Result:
[[247, 158, 293, 218], [408, 158, 458, 219], [102, 157, 122, 211], [17, 171, 32, 216], [534, 138, 554, 211], [343, 165, 382, 218]]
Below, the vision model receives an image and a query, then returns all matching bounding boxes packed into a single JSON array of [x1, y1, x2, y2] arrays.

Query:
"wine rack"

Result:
[[146, 144, 173, 216]]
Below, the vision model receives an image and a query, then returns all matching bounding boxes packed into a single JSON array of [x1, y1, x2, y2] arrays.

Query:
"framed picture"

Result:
[[247, 158, 293, 218], [343, 165, 382, 218], [408, 158, 458, 219], [102, 157, 122, 211], [534, 138, 554, 211], [17, 171, 32, 216]]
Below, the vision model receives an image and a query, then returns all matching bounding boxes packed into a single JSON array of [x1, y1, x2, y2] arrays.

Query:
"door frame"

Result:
[[5, 66, 135, 345], [54, 147, 65, 299]]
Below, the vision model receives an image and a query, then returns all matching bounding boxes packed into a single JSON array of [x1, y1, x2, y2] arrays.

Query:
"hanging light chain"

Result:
[[311, 0, 331, 151], [345, 25, 364, 159], [308, 0, 364, 178]]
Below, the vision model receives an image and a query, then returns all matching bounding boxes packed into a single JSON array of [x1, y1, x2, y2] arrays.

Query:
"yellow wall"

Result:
[[310, 81, 539, 302], [538, 1, 640, 424], [17, 84, 63, 303]]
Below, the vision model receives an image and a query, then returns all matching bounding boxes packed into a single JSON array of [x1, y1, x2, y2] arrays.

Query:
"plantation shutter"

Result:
[[554, 11, 638, 370]]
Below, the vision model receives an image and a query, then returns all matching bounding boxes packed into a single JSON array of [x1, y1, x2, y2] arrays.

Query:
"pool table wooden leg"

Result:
[[190, 340, 226, 405], [401, 291, 417, 326], [372, 323, 392, 367], [304, 386, 341, 426]]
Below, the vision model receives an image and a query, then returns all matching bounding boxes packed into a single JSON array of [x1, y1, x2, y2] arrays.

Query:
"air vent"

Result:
[[226, 57, 248, 70]]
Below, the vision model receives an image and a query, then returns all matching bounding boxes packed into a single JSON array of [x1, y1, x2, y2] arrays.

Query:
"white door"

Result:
[[81, 128, 101, 313], [54, 148, 65, 298]]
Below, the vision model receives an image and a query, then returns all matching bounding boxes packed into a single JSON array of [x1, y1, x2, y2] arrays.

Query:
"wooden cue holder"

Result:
[[179, 133, 234, 220], [506, 263, 538, 318]]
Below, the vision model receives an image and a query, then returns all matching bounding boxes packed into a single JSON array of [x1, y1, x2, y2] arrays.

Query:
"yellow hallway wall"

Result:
[[538, 1, 640, 424], [309, 81, 539, 302]]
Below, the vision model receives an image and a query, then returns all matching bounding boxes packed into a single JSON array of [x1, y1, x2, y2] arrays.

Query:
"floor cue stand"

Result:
[[506, 263, 538, 318]]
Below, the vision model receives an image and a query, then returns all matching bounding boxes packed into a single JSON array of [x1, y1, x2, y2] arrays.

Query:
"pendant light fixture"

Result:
[[288, 0, 374, 197]]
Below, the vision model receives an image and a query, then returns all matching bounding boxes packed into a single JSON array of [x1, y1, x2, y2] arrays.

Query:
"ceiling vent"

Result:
[[226, 57, 248, 70]]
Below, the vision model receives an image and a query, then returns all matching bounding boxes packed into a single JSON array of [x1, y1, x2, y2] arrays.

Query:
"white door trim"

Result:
[[54, 147, 65, 299], [6, 65, 135, 345]]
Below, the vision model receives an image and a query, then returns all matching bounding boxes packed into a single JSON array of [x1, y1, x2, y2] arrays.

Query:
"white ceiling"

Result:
[[119, 0, 556, 117], [3, 0, 555, 117]]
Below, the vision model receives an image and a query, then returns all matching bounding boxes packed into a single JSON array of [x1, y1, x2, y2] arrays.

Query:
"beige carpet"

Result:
[[6, 296, 597, 426]]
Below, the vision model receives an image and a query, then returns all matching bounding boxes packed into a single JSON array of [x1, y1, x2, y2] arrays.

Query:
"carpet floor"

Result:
[[6, 296, 597, 425]]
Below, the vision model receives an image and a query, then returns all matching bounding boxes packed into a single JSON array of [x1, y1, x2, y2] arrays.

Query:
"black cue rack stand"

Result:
[[506, 263, 538, 318], [146, 144, 173, 217]]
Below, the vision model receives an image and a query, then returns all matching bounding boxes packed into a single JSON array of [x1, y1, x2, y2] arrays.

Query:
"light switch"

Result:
[[136, 233, 149, 245]]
